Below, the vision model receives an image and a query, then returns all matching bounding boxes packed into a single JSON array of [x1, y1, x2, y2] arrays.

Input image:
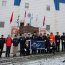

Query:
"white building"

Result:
[[0, 0, 65, 37]]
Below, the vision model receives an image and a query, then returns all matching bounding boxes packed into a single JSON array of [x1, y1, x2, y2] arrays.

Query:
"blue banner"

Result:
[[14, 0, 21, 6], [31, 40, 46, 49]]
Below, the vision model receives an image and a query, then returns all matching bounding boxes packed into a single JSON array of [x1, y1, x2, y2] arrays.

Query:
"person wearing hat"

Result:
[[55, 32, 60, 52], [61, 32, 65, 52], [13, 35, 19, 57], [19, 34, 26, 56], [41, 33, 48, 53]]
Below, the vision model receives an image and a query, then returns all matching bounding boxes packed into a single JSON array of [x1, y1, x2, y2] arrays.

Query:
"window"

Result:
[[2, 0, 7, 6], [46, 25, 50, 31], [0, 22, 5, 28], [25, 2, 29, 8], [46, 5, 50, 11]]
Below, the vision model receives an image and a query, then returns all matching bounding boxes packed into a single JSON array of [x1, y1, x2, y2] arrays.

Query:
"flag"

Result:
[[29, 14, 33, 25], [43, 16, 45, 26], [10, 12, 13, 24], [30, 16, 33, 25], [14, 0, 21, 6], [2, 0, 7, 6], [16, 16, 20, 27], [24, 11, 26, 17]]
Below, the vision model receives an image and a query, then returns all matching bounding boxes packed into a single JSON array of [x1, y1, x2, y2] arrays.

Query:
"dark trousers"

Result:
[[38, 49, 41, 54], [49, 46, 55, 54], [20, 45, 25, 56], [62, 43, 65, 52], [6, 46, 11, 57], [24, 48, 30, 55], [0, 45, 4, 57], [20, 48, 25, 56], [56, 43, 60, 52]]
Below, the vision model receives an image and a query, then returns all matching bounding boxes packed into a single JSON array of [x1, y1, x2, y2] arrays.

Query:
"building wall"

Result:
[[0, 0, 65, 37]]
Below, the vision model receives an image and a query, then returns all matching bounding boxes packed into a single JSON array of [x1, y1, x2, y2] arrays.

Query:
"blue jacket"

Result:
[[13, 38, 19, 46]]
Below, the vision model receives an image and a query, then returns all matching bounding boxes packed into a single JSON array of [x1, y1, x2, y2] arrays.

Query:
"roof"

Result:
[[19, 25, 39, 34]]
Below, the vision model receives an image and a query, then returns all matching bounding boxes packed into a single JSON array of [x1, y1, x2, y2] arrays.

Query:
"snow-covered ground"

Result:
[[1, 53, 65, 65], [12, 56, 65, 65]]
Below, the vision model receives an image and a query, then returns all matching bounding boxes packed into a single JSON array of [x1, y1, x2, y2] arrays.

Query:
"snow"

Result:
[[20, 58, 64, 65], [1, 53, 65, 65], [6, 54, 65, 65]]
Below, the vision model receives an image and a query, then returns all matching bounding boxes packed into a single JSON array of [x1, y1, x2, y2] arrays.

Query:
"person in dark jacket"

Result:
[[55, 32, 60, 52], [61, 33, 65, 52], [46, 34, 50, 53], [0, 35, 5, 58], [37, 34, 43, 54], [13, 35, 19, 57], [19, 34, 26, 56], [31, 33, 38, 54], [41, 33, 47, 53]]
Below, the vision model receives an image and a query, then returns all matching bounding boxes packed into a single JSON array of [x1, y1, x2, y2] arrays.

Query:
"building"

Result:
[[0, 0, 65, 37]]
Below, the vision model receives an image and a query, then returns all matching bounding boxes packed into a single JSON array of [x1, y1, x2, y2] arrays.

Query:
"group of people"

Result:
[[0, 34, 29, 58], [0, 32, 65, 58]]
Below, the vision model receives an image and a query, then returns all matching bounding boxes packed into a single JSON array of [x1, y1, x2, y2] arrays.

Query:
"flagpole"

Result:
[[43, 16, 45, 26]]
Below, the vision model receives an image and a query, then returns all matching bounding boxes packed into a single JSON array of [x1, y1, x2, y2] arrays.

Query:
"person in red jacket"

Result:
[[5, 35, 12, 57], [49, 32, 55, 43]]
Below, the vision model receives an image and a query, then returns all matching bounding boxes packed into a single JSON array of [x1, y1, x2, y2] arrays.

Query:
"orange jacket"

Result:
[[49, 34, 55, 43], [5, 38, 12, 46]]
